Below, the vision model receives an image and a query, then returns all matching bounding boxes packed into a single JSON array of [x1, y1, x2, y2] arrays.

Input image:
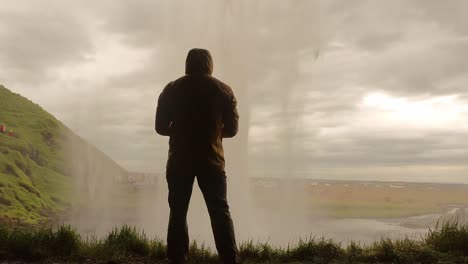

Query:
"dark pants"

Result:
[[166, 166, 238, 264]]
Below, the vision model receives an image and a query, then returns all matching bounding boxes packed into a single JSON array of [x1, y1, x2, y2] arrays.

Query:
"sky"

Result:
[[0, 0, 467, 183]]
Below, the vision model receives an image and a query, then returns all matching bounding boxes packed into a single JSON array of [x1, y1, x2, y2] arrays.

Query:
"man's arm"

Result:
[[223, 92, 239, 138], [155, 83, 173, 136]]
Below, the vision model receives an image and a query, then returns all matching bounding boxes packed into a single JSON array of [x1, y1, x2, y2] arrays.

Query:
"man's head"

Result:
[[185, 48, 213, 76]]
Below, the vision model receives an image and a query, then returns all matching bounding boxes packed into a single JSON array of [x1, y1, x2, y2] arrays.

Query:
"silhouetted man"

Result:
[[155, 48, 239, 264]]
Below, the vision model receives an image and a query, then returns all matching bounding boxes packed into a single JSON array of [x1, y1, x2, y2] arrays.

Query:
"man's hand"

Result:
[[222, 94, 239, 138], [155, 82, 174, 136]]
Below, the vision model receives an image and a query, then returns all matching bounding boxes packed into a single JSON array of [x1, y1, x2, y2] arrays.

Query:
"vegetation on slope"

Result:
[[0, 85, 71, 224], [0, 220, 466, 263], [0, 85, 126, 224]]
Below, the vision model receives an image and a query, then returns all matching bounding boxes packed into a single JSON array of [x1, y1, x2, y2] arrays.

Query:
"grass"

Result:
[[0, 220, 467, 263], [0, 85, 127, 224], [0, 84, 72, 224]]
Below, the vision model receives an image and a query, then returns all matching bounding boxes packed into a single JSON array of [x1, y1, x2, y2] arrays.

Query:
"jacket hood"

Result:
[[185, 48, 213, 75]]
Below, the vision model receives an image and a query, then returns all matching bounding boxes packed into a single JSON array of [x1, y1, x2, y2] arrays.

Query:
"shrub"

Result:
[[102, 225, 150, 257], [426, 218, 468, 256], [0, 221, 466, 263]]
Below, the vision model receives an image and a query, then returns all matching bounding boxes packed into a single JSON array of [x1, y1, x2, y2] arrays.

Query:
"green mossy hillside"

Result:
[[0, 85, 125, 224]]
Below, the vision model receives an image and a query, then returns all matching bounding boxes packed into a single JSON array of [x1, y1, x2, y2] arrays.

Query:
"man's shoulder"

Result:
[[166, 75, 234, 96], [208, 76, 234, 95], [162, 76, 188, 94], [208, 76, 228, 86], [168, 75, 188, 87]]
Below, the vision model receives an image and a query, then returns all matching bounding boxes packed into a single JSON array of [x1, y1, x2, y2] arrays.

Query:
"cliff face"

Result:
[[0, 85, 127, 224]]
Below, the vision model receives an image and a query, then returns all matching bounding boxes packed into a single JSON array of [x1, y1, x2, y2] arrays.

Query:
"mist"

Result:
[[65, 0, 328, 246], [1, 0, 468, 248]]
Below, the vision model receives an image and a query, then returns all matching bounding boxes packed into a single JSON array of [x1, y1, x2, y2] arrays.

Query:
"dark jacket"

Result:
[[155, 48, 239, 172]]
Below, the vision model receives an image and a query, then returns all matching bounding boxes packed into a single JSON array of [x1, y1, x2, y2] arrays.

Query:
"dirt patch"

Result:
[[0, 196, 12, 206], [41, 130, 56, 147], [4, 164, 19, 177], [27, 148, 45, 166], [19, 182, 41, 197]]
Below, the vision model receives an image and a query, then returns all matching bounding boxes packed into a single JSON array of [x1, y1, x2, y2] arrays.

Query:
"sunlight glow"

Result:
[[361, 92, 467, 127]]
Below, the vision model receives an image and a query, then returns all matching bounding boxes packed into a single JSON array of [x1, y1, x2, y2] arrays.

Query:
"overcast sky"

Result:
[[1, 0, 467, 183]]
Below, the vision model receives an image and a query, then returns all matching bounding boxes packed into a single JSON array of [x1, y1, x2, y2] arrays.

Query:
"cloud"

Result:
[[0, 0, 467, 182], [0, 2, 94, 84]]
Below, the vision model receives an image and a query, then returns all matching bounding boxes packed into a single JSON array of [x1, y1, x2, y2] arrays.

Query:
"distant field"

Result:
[[251, 178, 468, 219]]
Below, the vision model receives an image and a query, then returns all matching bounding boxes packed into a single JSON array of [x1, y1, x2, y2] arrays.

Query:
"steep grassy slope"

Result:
[[0, 85, 126, 224]]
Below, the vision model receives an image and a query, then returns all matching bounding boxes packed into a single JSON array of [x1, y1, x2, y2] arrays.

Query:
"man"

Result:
[[155, 48, 239, 264]]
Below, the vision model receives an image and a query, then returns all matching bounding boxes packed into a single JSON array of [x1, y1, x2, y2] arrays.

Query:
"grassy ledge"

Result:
[[0, 85, 127, 225], [0, 220, 467, 263]]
